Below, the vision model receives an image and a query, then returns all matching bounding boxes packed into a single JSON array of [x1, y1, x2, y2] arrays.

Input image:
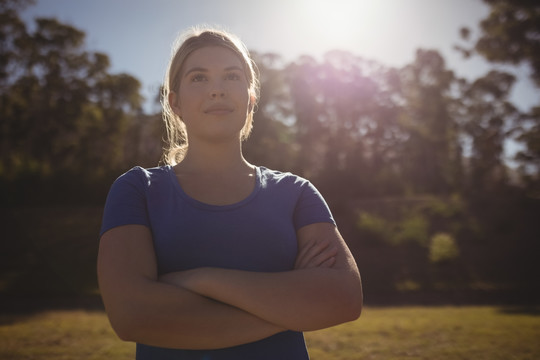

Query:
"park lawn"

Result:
[[305, 306, 540, 360], [0, 306, 539, 360]]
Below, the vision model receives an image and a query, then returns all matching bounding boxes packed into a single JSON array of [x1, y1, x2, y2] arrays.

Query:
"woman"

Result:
[[97, 27, 362, 359]]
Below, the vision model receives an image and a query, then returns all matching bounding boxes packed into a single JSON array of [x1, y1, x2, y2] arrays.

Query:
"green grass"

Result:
[[1, 306, 539, 359]]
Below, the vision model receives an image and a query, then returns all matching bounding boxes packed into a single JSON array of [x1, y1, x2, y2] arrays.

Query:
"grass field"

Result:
[[1, 306, 539, 359]]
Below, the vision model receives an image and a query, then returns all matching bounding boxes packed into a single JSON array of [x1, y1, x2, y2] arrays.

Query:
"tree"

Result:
[[471, 0, 540, 87], [286, 51, 405, 199], [515, 106, 540, 197], [243, 52, 297, 171], [0, 5, 142, 185], [396, 49, 462, 194], [460, 70, 521, 193], [458, 0, 540, 186]]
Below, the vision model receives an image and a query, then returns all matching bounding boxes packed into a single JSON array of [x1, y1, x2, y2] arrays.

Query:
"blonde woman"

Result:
[[97, 27, 362, 359]]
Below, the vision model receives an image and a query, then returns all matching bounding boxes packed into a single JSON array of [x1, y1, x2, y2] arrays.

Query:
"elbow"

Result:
[[305, 276, 363, 331], [315, 271, 363, 328], [343, 298, 362, 323], [349, 295, 363, 321], [103, 303, 148, 343], [343, 285, 363, 322], [107, 313, 139, 342], [114, 327, 133, 342], [296, 289, 362, 332], [99, 289, 153, 343], [111, 318, 154, 344], [340, 274, 363, 322]]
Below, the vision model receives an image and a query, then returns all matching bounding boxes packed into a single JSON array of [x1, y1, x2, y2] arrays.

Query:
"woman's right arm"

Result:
[[97, 224, 283, 350]]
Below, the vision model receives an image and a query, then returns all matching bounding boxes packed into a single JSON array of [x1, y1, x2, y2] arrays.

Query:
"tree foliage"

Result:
[[457, 0, 540, 193], [0, 1, 143, 189], [474, 0, 540, 86]]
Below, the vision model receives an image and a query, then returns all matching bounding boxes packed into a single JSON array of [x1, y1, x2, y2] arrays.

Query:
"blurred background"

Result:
[[1, 0, 539, 306]]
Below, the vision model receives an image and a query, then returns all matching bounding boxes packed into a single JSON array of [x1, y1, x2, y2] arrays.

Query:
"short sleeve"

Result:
[[99, 167, 151, 236], [293, 181, 335, 230]]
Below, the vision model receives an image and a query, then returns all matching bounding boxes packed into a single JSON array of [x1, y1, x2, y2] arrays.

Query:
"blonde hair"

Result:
[[161, 26, 260, 165]]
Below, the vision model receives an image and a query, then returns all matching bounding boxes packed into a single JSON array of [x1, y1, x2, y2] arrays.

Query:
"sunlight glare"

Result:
[[297, 0, 392, 56]]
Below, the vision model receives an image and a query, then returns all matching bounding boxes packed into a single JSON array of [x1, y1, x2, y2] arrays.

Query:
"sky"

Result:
[[21, 0, 538, 115]]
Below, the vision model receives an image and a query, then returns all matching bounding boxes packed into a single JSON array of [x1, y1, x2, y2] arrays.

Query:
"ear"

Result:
[[248, 92, 256, 113], [169, 91, 182, 117]]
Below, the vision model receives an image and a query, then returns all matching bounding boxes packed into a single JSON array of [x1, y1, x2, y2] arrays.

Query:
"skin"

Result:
[[159, 223, 361, 332], [172, 46, 253, 149], [97, 45, 363, 350]]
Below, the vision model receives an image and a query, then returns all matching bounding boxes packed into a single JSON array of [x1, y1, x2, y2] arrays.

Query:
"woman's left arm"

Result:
[[160, 222, 363, 331]]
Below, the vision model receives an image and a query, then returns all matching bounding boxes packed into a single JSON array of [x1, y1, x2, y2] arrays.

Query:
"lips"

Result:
[[204, 103, 234, 114]]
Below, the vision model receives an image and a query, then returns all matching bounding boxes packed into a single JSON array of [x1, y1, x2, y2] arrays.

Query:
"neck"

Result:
[[177, 140, 252, 175]]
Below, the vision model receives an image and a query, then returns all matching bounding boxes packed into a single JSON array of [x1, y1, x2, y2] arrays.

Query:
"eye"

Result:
[[191, 73, 207, 82], [225, 72, 241, 81]]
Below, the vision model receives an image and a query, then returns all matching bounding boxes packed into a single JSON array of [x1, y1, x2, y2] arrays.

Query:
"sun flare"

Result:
[[292, 0, 394, 57]]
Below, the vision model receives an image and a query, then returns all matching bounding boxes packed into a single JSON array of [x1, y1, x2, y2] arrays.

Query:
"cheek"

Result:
[[231, 84, 251, 104], [178, 87, 203, 109]]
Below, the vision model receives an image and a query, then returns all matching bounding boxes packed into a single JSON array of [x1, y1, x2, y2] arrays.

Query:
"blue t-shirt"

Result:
[[100, 165, 335, 360]]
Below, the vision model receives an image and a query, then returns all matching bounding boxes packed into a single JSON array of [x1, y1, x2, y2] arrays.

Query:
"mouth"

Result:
[[204, 104, 234, 115]]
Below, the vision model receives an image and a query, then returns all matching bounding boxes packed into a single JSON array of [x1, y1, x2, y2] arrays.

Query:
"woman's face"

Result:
[[170, 46, 252, 144]]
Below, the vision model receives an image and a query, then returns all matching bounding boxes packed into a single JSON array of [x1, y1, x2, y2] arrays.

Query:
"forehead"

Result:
[[182, 46, 245, 73]]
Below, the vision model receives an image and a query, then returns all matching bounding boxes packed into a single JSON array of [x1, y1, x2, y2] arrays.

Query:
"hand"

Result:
[[294, 237, 337, 270]]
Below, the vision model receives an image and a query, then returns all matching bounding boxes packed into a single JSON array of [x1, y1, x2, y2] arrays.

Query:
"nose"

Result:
[[210, 89, 225, 98], [210, 80, 226, 98]]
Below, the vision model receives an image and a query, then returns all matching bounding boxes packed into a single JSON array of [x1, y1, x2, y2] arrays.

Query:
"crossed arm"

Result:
[[97, 222, 362, 350]]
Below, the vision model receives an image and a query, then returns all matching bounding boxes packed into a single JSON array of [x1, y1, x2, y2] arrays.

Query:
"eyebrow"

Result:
[[183, 66, 244, 78]]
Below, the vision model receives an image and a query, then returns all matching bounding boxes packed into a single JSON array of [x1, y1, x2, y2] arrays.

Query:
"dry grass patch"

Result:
[[305, 306, 540, 360], [0, 310, 134, 360], [1, 306, 539, 359]]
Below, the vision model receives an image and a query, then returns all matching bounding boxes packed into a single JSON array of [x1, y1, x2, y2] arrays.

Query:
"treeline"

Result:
[[1, 0, 539, 299], [1, 0, 154, 203]]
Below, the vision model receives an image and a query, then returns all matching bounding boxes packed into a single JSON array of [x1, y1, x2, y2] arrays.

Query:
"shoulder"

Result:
[[257, 167, 327, 205], [113, 165, 171, 188], [257, 168, 335, 227], [107, 166, 173, 198], [258, 167, 310, 189]]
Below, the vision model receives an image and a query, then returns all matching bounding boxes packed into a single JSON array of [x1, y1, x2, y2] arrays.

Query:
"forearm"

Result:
[[101, 275, 284, 350], [98, 225, 285, 350], [163, 266, 362, 332]]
